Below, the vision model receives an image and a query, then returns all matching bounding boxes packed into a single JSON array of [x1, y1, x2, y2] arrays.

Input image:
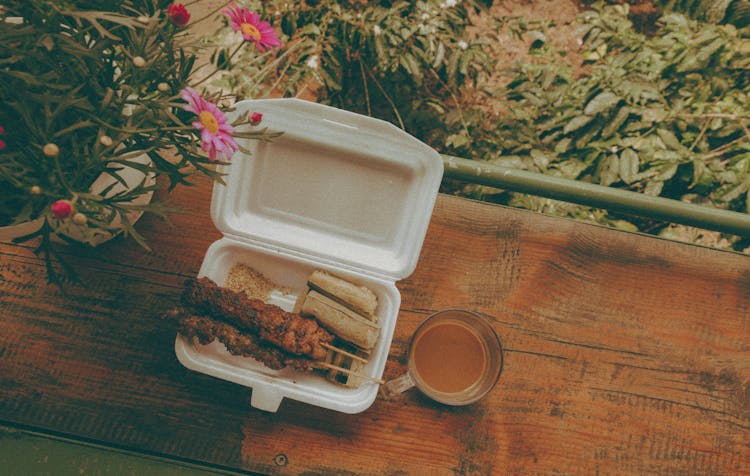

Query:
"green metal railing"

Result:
[[441, 155, 750, 237]]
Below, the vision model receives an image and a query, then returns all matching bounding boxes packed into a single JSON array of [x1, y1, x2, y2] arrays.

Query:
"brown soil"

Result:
[[463, 0, 585, 121], [474, 0, 583, 83]]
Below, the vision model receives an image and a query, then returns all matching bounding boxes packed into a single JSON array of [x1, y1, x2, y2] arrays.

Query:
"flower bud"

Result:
[[43, 143, 60, 157], [249, 112, 263, 126], [157, 82, 170, 92], [72, 212, 88, 226], [133, 56, 146, 67], [100, 135, 113, 147], [167, 4, 191, 27], [30, 185, 41, 195], [51, 200, 73, 220]]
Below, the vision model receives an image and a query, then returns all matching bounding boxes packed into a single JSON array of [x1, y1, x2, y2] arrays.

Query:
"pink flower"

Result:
[[180, 87, 238, 162], [222, 4, 281, 51], [0, 140, 5, 150], [51, 200, 73, 219], [249, 112, 263, 126], [167, 4, 190, 27]]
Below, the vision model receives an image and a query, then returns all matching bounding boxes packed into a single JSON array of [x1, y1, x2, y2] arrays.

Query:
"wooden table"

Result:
[[1, 175, 748, 475]]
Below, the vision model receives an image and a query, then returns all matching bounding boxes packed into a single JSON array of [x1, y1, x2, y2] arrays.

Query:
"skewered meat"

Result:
[[179, 314, 289, 370], [182, 277, 333, 360], [177, 314, 316, 371]]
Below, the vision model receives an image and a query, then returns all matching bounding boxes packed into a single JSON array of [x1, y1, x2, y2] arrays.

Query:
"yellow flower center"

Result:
[[199, 110, 219, 134], [240, 23, 261, 40]]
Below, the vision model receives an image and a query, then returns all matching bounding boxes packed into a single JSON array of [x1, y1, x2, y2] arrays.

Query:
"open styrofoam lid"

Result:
[[211, 99, 443, 280]]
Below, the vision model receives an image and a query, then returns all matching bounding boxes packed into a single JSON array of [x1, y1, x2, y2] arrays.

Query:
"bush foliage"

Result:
[[212, 0, 492, 135], [213, 1, 750, 247]]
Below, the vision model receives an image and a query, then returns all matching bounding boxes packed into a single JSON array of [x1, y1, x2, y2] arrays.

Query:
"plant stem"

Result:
[[429, 67, 470, 137], [679, 113, 750, 120], [688, 119, 710, 154], [245, 39, 304, 86], [190, 40, 245, 87], [365, 68, 405, 130], [359, 58, 372, 117], [186, 0, 233, 29], [91, 117, 194, 134], [741, 121, 750, 144], [700, 135, 747, 161], [264, 55, 296, 98]]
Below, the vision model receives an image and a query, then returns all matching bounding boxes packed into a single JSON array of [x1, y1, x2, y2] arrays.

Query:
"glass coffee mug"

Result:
[[382, 309, 503, 405]]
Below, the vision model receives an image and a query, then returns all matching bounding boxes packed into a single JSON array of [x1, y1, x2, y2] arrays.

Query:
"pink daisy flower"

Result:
[[180, 87, 238, 162], [222, 4, 282, 51]]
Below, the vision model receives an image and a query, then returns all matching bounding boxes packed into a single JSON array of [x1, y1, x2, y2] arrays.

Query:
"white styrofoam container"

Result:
[[174, 99, 443, 413]]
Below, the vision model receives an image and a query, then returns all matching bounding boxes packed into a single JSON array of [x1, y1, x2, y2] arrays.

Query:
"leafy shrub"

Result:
[[211, 0, 492, 138], [0, 0, 280, 283], [456, 4, 750, 243]]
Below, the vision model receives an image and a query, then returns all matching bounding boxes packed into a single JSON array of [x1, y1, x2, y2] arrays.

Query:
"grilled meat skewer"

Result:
[[182, 277, 333, 360], [177, 314, 314, 371]]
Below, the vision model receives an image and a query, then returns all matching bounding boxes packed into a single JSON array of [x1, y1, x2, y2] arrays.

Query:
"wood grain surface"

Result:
[[1, 175, 748, 475]]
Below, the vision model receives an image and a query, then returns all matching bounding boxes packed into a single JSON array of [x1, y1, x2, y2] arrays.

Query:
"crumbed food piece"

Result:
[[182, 277, 333, 360], [224, 264, 293, 300]]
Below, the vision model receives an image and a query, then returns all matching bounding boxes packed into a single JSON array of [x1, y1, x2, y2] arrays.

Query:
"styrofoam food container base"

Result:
[[175, 238, 399, 413], [173, 99, 442, 413]]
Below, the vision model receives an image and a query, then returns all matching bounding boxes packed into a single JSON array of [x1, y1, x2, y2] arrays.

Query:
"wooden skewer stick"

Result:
[[314, 362, 384, 385], [321, 342, 369, 364]]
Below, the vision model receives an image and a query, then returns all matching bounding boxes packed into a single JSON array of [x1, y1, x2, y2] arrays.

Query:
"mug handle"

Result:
[[380, 371, 416, 398]]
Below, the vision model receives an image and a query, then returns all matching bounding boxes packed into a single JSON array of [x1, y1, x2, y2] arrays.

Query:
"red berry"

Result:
[[51, 200, 73, 219]]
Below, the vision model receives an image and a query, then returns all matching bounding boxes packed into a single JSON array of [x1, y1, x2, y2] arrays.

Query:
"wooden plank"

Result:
[[1, 175, 748, 475]]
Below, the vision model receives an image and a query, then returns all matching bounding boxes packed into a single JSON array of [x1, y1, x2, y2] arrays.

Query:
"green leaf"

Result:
[[654, 163, 679, 181], [551, 158, 588, 178], [318, 66, 342, 91], [530, 149, 552, 170], [643, 180, 664, 196], [601, 106, 631, 137], [597, 154, 620, 186], [641, 108, 668, 123], [563, 115, 593, 134], [720, 179, 749, 203], [446, 134, 470, 148], [584, 91, 620, 115], [555, 137, 572, 153], [610, 219, 639, 233], [582, 50, 600, 62], [657, 128, 685, 150], [619, 148, 639, 184], [432, 42, 445, 68]]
